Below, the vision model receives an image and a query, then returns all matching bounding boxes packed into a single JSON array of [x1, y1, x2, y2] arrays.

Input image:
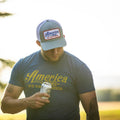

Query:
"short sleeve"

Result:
[[9, 59, 24, 87], [74, 62, 95, 94]]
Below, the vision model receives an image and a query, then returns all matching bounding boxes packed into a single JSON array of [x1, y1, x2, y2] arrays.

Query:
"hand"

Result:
[[26, 92, 50, 109]]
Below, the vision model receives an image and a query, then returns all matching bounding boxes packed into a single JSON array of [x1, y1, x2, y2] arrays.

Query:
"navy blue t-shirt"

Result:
[[9, 51, 95, 120]]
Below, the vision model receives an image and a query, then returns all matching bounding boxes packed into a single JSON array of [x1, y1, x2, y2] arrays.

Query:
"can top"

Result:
[[42, 82, 52, 88]]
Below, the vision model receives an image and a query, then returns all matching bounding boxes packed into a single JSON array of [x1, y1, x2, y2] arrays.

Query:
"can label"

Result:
[[40, 82, 52, 99]]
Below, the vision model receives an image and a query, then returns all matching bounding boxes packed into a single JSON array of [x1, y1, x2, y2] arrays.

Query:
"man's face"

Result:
[[41, 47, 64, 62]]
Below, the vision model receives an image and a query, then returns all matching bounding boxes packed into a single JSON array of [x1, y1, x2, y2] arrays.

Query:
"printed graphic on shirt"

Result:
[[24, 70, 70, 90]]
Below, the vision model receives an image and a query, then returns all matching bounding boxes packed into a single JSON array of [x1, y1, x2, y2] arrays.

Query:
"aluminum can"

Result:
[[40, 82, 52, 99]]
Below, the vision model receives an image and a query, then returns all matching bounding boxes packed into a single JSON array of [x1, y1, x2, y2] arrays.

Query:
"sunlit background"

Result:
[[0, 1, 120, 120], [0, 0, 120, 89]]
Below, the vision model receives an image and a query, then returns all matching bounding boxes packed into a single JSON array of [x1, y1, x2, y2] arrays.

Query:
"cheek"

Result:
[[45, 52, 54, 57], [59, 49, 64, 55]]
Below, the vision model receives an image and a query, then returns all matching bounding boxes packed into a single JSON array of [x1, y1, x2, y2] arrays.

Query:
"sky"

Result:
[[0, 0, 120, 88]]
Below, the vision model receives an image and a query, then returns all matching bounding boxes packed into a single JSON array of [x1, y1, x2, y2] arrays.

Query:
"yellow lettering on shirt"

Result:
[[25, 70, 68, 90]]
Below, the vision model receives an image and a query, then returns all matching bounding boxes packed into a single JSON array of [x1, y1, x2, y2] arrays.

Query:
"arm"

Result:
[[80, 91, 100, 120], [1, 84, 50, 114]]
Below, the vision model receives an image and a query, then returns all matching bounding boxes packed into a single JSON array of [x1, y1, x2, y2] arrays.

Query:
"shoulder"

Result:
[[14, 51, 40, 70], [64, 51, 85, 66], [22, 51, 40, 64], [64, 51, 91, 73]]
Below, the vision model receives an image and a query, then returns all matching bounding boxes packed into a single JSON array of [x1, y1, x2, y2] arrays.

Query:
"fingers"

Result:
[[38, 92, 50, 99], [27, 92, 50, 109], [36, 96, 50, 104], [35, 92, 50, 101], [32, 101, 45, 109]]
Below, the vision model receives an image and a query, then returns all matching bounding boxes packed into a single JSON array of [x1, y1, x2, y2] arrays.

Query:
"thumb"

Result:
[[39, 93, 50, 98]]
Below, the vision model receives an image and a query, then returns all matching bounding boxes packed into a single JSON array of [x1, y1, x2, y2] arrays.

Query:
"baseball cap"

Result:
[[36, 19, 67, 51]]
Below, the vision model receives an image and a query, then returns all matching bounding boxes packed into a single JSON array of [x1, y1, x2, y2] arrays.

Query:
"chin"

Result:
[[50, 58, 59, 62]]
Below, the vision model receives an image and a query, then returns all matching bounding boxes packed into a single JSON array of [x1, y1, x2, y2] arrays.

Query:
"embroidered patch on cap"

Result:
[[43, 28, 61, 40]]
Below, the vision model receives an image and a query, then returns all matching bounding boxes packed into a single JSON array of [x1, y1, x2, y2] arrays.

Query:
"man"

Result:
[[1, 19, 100, 120]]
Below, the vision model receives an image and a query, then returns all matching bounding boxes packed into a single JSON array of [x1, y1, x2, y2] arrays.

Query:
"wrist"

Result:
[[19, 97, 30, 109]]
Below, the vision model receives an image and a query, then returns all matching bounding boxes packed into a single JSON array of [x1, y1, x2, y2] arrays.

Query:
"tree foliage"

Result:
[[0, 0, 14, 89], [0, 0, 6, 3], [97, 89, 120, 101], [0, 58, 15, 68], [0, 58, 15, 89], [0, 12, 12, 17], [0, 0, 13, 17], [0, 81, 6, 89]]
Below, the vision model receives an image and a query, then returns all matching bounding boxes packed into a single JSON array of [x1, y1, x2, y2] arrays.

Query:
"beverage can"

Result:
[[40, 82, 52, 99]]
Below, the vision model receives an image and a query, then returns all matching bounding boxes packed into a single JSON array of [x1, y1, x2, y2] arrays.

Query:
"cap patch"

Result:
[[43, 28, 61, 40]]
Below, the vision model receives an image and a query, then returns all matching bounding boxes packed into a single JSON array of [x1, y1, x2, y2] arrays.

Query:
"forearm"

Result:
[[80, 91, 100, 120], [86, 98, 100, 120], [1, 92, 50, 114], [1, 97, 28, 114], [87, 110, 100, 120]]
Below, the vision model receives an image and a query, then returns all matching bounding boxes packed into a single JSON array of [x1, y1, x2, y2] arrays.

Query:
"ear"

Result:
[[63, 35, 65, 38], [36, 40, 41, 47]]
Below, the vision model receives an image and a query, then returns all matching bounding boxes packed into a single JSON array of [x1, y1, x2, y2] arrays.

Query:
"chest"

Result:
[[23, 63, 74, 95]]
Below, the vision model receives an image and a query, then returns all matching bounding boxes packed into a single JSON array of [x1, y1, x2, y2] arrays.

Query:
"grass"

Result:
[[0, 113, 26, 120], [100, 110, 120, 120], [81, 110, 120, 120], [0, 110, 120, 120]]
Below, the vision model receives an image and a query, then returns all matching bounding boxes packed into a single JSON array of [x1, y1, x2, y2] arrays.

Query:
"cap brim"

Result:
[[41, 38, 67, 51]]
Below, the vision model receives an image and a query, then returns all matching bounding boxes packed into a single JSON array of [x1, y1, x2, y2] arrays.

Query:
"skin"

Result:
[[36, 40, 64, 62], [1, 40, 100, 120], [1, 84, 50, 114], [80, 91, 100, 120]]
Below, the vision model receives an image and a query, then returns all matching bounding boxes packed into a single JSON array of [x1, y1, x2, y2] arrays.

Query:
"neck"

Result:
[[40, 49, 48, 61], [40, 48, 64, 62]]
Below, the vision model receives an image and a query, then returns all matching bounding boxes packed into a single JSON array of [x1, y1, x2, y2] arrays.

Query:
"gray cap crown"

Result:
[[37, 19, 66, 51]]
